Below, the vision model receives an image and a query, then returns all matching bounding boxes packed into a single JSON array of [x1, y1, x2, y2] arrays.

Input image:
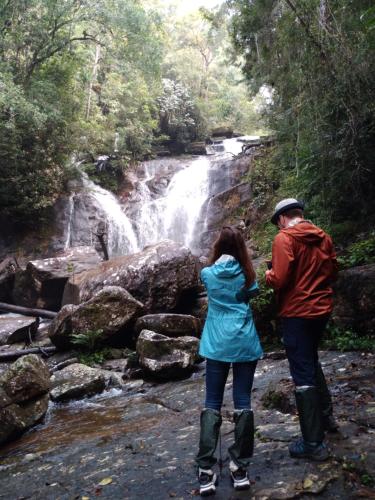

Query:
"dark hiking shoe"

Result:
[[289, 438, 329, 461], [229, 461, 250, 491], [198, 468, 217, 496], [323, 415, 339, 433]]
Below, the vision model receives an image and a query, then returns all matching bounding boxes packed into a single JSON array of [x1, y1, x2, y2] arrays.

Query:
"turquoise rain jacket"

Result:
[[199, 255, 263, 362]]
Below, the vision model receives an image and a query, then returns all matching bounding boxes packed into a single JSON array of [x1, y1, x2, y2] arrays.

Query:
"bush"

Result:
[[338, 233, 375, 269], [323, 323, 375, 352]]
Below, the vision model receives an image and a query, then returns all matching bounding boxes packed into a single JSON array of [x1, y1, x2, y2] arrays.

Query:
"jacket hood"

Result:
[[282, 221, 326, 246], [212, 255, 243, 278]]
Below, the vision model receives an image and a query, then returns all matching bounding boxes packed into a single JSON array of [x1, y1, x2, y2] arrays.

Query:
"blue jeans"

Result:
[[204, 358, 257, 411], [280, 316, 329, 387]]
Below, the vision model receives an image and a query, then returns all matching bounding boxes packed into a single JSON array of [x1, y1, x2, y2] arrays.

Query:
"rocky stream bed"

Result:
[[0, 350, 374, 500]]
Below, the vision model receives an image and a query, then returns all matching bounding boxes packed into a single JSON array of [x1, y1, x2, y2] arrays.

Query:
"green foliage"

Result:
[[338, 234, 375, 268], [71, 329, 104, 352], [228, 0, 375, 233], [78, 348, 113, 367], [323, 324, 375, 352], [251, 266, 275, 317]]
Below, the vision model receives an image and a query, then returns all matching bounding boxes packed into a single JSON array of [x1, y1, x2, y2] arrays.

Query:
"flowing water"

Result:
[[64, 137, 255, 257]]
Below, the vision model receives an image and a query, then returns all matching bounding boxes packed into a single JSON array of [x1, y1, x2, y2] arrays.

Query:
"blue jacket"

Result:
[[199, 255, 263, 362]]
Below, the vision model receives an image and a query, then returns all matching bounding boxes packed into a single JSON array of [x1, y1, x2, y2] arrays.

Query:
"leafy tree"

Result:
[[228, 0, 375, 231]]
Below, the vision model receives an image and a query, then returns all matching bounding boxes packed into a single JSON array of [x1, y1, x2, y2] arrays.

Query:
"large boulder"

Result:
[[0, 315, 39, 346], [333, 264, 375, 335], [62, 240, 199, 313], [136, 329, 199, 380], [134, 314, 201, 339], [12, 246, 102, 311], [49, 286, 144, 350], [0, 354, 51, 444], [50, 363, 106, 402]]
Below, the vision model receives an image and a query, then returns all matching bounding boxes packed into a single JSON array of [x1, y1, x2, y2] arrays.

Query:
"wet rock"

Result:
[[196, 182, 252, 254], [0, 394, 50, 446], [50, 363, 106, 401], [62, 240, 199, 313], [0, 315, 39, 346], [134, 314, 201, 339], [136, 330, 199, 380], [261, 380, 295, 414], [49, 286, 144, 350], [257, 422, 299, 442], [0, 354, 50, 444], [185, 142, 207, 155], [12, 246, 102, 311], [0, 354, 50, 404], [333, 264, 375, 335]]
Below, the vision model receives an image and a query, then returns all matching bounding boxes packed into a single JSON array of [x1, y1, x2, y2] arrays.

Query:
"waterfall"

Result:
[[82, 175, 139, 256], [64, 136, 257, 257], [64, 194, 74, 250]]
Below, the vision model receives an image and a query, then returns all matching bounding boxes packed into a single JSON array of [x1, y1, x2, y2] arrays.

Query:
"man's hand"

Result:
[[265, 269, 272, 279]]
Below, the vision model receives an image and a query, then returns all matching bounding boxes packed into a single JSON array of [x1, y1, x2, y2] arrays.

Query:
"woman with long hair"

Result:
[[195, 226, 263, 496]]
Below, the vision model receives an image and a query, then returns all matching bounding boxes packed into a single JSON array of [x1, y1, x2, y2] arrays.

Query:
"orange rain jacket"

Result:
[[266, 221, 338, 318]]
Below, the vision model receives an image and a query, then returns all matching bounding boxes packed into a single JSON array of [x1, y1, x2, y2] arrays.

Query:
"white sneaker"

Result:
[[229, 460, 250, 491], [198, 467, 217, 496]]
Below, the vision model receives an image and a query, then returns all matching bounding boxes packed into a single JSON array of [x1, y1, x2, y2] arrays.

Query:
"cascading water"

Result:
[[64, 136, 257, 257], [82, 175, 139, 256]]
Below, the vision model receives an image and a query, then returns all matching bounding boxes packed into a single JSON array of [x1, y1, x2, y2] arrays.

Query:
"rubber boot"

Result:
[[316, 363, 339, 433], [195, 408, 222, 470], [228, 409, 254, 468], [289, 387, 329, 461]]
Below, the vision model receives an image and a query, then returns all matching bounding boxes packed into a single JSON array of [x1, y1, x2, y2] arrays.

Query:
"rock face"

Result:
[[50, 363, 106, 401], [134, 314, 201, 339], [49, 286, 144, 350], [196, 182, 252, 254], [0, 315, 39, 346], [0, 354, 51, 445], [62, 240, 199, 313], [333, 264, 375, 335], [136, 329, 199, 380], [12, 246, 102, 311]]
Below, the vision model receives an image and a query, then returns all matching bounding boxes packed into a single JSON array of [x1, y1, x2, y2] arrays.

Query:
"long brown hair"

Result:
[[208, 226, 256, 287]]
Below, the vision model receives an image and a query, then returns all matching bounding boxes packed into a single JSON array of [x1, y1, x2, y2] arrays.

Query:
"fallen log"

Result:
[[0, 346, 57, 361], [0, 302, 57, 319]]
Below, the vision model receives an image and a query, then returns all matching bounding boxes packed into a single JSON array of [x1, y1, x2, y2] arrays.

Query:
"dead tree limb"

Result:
[[0, 346, 57, 361], [0, 302, 57, 319]]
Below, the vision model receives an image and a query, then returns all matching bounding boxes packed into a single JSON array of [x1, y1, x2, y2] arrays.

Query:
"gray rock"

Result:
[[261, 380, 295, 414], [134, 314, 201, 339], [0, 315, 39, 346], [50, 363, 106, 401], [12, 246, 102, 311], [49, 286, 144, 350], [0, 354, 50, 404], [62, 240, 199, 313], [0, 354, 50, 445], [136, 329, 199, 380], [333, 264, 375, 335]]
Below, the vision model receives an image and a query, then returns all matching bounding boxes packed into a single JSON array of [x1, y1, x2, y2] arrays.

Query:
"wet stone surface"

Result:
[[0, 351, 374, 499]]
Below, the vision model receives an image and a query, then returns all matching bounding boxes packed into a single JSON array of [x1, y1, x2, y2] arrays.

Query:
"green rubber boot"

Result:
[[289, 387, 329, 461], [228, 409, 254, 468], [316, 363, 339, 432], [195, 408, 222, 470]]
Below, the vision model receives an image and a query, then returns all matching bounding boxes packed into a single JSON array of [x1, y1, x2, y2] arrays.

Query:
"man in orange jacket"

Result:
[[266, 198, 338, 461]]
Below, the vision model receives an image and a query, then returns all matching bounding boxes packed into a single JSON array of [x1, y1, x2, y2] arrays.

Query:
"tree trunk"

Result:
[[85, 44, 101, 120], [0, 302, 57, 319]]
